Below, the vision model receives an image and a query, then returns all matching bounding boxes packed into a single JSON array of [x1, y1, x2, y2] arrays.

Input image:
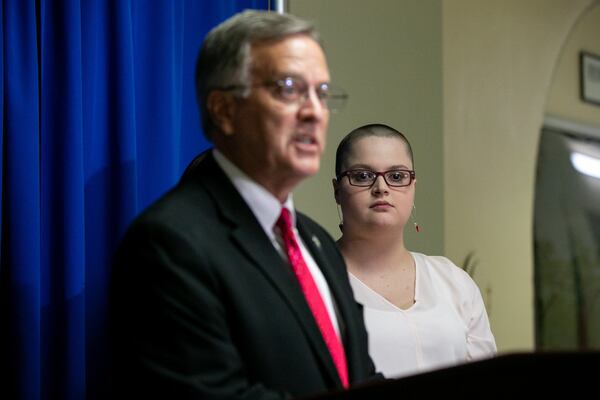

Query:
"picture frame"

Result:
[[580, 51, 600, 106]]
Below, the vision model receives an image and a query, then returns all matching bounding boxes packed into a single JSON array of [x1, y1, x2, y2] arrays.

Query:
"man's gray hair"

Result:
[[195, 10, 321, 141]]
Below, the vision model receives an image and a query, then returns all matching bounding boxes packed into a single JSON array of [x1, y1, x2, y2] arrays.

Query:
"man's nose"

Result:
[[298, 88, 327, 119]]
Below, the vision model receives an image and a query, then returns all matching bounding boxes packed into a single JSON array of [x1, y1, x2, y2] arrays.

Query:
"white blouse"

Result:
[[349, 252, 496, 378]]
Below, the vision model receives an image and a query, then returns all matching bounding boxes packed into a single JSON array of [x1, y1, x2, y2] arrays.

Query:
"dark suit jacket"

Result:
[[110, 151, 377, 399]]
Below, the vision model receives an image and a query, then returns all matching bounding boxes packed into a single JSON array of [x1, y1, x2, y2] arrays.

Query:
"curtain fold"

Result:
[[40, 2, 86, 397], [1, 1, 269, 399], [2, 1, 43, 398]]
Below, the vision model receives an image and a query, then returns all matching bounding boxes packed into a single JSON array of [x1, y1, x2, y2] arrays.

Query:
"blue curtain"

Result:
[[1, 1, 269, 399]]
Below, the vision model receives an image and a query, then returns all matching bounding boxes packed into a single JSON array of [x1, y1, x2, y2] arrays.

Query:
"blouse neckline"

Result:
[[349, 252, 420, 313]]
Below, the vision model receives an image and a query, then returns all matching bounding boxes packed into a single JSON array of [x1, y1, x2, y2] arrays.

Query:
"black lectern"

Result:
[[309, 352, 600, 398]]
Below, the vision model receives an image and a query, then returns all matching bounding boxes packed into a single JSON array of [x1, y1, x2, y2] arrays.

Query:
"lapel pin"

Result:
[[311, 235, 321, 249]]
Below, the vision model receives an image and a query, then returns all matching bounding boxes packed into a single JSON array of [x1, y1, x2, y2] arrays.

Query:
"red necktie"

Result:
[[276, 208, 349, 388]]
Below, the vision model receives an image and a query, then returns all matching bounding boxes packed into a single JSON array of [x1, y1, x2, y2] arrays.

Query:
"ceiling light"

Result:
[[570, 152, 600, 179]]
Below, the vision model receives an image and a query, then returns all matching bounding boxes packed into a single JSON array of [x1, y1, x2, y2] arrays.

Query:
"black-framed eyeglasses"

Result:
[[337, 169, 416, 187], [222, 76, 349, 113]]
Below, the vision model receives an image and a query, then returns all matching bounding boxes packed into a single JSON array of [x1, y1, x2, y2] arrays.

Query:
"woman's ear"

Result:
[[207, 90, 236, 136], [332, 178, 341, 204]]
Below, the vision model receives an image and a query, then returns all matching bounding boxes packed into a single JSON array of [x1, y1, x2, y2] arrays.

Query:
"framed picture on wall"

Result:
[[580, 51, 600, 106]]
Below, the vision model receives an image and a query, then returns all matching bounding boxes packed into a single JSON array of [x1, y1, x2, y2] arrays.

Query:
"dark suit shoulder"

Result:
[[124, 151, 234, 238], [131, 178, 216, 232]]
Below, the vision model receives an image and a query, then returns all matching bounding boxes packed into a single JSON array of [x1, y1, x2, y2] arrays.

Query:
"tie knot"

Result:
[[277, 208, 293, 233]]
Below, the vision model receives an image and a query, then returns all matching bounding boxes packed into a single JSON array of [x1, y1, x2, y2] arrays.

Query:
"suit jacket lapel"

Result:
[[297, 215, 355, 383], [184, 152, 342, 386], [297, 217, 350, 343], [297, 218, 365, 384]]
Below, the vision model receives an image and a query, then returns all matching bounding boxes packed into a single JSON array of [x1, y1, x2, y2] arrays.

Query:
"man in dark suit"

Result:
[[110, 10, 377, 399]]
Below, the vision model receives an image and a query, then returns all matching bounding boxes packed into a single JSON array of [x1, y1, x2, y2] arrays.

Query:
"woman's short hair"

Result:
[[335, 123, 414, 177]]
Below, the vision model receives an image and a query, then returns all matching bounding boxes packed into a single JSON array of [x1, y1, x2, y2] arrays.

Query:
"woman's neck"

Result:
[[338, 228, 411, 276]]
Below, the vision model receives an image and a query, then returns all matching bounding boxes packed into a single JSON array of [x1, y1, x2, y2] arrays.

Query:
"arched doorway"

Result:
[[535, 1, 600, 350]]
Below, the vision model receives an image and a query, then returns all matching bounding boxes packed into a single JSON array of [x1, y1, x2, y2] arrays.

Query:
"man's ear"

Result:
[[332, 178, 341, 204], [207, 91, 236, 136]]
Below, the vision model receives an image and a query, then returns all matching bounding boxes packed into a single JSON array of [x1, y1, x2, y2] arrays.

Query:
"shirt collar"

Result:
[[212, 149, 296, 237]]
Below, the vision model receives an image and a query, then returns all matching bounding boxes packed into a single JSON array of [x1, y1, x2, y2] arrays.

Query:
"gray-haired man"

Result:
[[111, 10, 378, 399]]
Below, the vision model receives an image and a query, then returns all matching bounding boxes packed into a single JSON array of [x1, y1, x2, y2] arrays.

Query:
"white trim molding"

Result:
[[543, 115, 600, 140]]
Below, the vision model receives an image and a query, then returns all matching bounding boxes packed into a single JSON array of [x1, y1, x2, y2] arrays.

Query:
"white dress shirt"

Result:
[[349, 252, 496, 378], [213, 149, 341, 336]]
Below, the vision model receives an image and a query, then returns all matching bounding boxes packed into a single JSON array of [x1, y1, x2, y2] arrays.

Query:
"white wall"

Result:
[[546, 2, 600, 126]]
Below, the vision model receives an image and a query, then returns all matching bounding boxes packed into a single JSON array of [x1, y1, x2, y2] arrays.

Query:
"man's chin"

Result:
[[292, 160, 320, 178]]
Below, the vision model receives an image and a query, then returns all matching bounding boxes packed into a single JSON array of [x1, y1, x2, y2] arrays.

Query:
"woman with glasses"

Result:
[[332, 123, 496, 378]]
